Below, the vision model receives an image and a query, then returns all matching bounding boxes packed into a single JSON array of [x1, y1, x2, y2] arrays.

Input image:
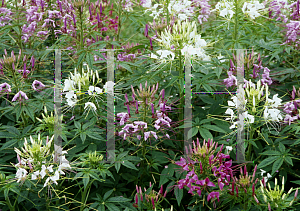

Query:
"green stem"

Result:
[[117, 0, 122, 42], [178, 51, 184, 142], [80, 179, 95, 211], [246, 131, 254, 163], [166, 0, 169, 27], [78, 6, 84, 72], [234, 0, 238, 48], [142, 102, 148, 159], [6, 197, 15, 211]]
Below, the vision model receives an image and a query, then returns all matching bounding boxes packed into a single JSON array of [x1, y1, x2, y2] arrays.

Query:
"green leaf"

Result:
[[22, 125, 33, 136], [5, 126, 20, 136], [115, 162, 121, 173], [83, 173, 90, 190], [291, 180, 300, 185], [159, 168, 170, 186], [0, 139, 18, 150], [284, 156, 293, 166], [202, 124, 227, 134], [214, 67, 222, 78], [74, 121, 81, 130], [199, 128, 213, 140], [257, 156, 280, 169], [105, 203, 120, 211], [106, 196, 131, 203], [278, 143, 285, 153], [174, 186, 183, 206], [118, 62, 132, 73], [260, 150, 281, 156], [77, 52, 87, 68], [86, 52, 94, 69], [80, 133, 86, 144], [191, 127, 199, 137], [23, 105, 35, 122], [272, 158, 284, 175], [103, 189, 114, 201], [122, 161, 138, 171]]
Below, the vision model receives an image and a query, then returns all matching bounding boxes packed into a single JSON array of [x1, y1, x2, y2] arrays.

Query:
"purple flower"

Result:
[[196, 177, 215, 187], [12, 91, 29, 102], [0, 83, 11, 93], [32, 80, 45, 91], [207, 191, 220, 202]]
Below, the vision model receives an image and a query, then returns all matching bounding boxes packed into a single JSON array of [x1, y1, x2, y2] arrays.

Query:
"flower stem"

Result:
[[117, 0, 122, 42], [234, 0, 238, 48]]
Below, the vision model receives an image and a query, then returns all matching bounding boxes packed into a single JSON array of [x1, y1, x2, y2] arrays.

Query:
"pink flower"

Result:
[[32, 80, 45, 91], [12, 91, 29, 102], [207, 191, 219, 202], [0, 82, 11, 93], [196, 177, 215, 187]]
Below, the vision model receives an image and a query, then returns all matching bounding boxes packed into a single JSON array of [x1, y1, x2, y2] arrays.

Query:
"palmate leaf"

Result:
[[271, 157, 284, 175], [257, 156, 280, 169]]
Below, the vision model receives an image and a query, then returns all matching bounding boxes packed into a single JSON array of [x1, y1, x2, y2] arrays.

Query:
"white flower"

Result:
[[260, 169, 266, 177], [84, 102, 97, 111], [31, 170, 40, 180], [103, 81, 115, 92], [156, 50, 175, 60], [264, 173, 272, 183], [264, 108, 283, 122], [226, 146, 233, 154], [40, 165, 54, 179], [16, 168, 28, 183], [63, 79, 75, 92], [44, 170, 60, 187], [141, 0, 151, 8], [58, 162, 71, 175], [267, 94, 282, 108], [225, 108, 235, 120], [242, 0, 265, 19], [65, 91, 77, 107], [215, 0, 235, 19], [88, 86, 102, 95], [229, 122, 237, 129]]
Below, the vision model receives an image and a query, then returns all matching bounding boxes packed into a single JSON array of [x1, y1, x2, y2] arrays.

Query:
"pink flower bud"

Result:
[[268, 203, 271, 211], [135, 193, 138, 204], [136, 185, 139, 193], [17, 154, 21, 164], [28, 160, 33, 170], [254, 195, 259, 204], [295, 188, 298, 199], [252, 183, 255, 196], [244, 165, 247, 176], [159, 185, 163, 195], [151, 197, 155, 209]]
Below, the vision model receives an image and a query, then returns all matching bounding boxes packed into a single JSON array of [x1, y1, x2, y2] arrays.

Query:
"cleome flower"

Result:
[[175, 138, 233, 207]]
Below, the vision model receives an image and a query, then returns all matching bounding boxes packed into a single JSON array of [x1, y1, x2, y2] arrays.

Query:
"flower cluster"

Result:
[[214, 0, 265, 20], [0, 49, 35, 78], [258, 177, 298, 209], [133, 183, 167, 210], [0, 7, 12, 27], [62, 65, 113, 116], [268, 0, 290, 23], [242, 0, 265, 20], [175, 138, 233, 207], [152, 20, 210, 62], [116, 82, 173, 143], [283, 20, 300, 48], [13, 134, 71, 187], [224, 80, 283, 132], [143, 0, 211, 24], [282, 86, 300, 125], [224, 51, 273, 89]]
